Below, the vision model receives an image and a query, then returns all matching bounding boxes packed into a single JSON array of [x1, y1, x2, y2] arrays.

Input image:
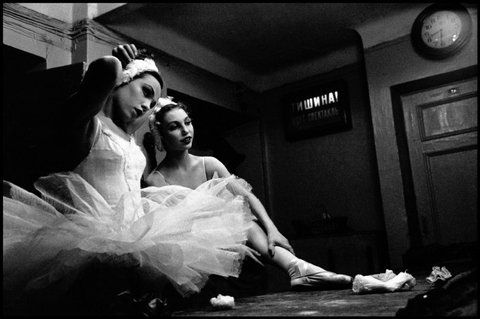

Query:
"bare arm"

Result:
[[205, 156, 294, 257], [61, 56, 122, 147], [62, 44, 137, 156]]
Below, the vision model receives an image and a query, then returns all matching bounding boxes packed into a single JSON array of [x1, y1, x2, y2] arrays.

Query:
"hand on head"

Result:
[[112, 44, 138, 68], [112, 44, 167, 103]]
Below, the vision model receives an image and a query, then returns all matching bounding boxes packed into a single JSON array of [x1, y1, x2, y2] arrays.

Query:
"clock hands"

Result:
[[431, 29, 442, 37], [428, 29, 449, 47]]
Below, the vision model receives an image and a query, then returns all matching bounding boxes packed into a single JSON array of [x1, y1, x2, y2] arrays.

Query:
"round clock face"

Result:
[[421, 11, 462, 49], [411, 4, 472, 59]]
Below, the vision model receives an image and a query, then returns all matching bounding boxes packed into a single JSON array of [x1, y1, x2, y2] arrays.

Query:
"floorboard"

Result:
[[172, 277, 431, 317]]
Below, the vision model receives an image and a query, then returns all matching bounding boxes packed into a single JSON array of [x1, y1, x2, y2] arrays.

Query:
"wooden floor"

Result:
[[172, 277, 431, 317]]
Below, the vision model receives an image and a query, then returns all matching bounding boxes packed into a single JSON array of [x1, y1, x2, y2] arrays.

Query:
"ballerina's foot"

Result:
[[289, 260, 352, 291]]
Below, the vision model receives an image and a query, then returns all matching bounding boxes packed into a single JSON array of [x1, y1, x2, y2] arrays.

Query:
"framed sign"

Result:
[[284, 80, 352, 140]]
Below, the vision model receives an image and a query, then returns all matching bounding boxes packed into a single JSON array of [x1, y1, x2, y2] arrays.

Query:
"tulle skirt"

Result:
[[3, 172, 255, 302]]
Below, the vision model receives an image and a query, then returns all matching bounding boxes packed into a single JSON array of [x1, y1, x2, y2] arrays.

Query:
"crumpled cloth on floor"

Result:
[[352, 269, 416, 294], [426, 266, 452, 284], [396, 268, 477, 317]]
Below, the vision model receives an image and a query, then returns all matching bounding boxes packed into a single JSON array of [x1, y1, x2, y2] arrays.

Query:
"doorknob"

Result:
[[447, 87, 459, 95]]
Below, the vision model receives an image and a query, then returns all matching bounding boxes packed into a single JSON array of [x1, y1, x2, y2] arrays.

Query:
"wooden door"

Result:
[[400, 76, 477, 246]]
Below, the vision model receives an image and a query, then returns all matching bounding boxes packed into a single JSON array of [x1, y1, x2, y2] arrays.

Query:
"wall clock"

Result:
[[411, 3, 473, 59]]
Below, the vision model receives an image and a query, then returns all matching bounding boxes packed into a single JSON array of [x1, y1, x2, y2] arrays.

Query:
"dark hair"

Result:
[[134, 71, 166, 96], [136, 48, 154, 60], [154, 101, 191, 124]]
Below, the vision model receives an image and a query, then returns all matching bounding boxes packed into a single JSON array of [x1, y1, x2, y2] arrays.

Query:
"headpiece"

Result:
[[148, 96, 178, 151], [117, 58, 164, 91]]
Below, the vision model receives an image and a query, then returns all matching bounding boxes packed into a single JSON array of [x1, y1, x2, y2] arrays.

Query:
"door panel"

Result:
[[401, 77, 477, 246], [427, 146, 477, 244], [420, 97, 477, 139]]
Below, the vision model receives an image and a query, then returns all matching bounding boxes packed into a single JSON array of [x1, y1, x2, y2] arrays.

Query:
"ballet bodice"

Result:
[[73, 114, 146, 207]]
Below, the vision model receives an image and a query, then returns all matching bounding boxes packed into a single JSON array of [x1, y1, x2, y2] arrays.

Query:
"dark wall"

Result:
[[3, 45, 46, 190], [3, 45, 85, 192], [260, 62, 384, 238]]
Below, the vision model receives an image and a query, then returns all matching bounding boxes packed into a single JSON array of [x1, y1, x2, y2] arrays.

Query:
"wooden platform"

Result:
[[172, 277, 431, 317]]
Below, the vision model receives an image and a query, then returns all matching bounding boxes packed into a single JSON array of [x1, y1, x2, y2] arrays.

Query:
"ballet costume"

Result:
[[3, 113, 255, 312]]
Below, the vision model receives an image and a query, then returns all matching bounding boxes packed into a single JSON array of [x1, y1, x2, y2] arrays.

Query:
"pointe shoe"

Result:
[[371, 269, 396, 282], [352, 271, 416, 294], [384, 272, 416, 291], [289, 260, 352, 290]]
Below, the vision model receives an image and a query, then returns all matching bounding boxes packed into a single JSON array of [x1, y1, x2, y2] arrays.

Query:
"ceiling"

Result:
[[96, 3, 420, 75]]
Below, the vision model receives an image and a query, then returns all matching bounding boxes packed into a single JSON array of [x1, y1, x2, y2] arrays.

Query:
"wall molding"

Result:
[[71, 18, 126, 46], [3, 3, 71, 50], [3, 3, 69, 36], [364, 34, 410, 55], [3, 3, 126, 52]]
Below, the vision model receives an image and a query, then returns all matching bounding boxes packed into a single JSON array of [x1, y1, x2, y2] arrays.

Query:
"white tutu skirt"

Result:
[[3, 173, 255, 300]]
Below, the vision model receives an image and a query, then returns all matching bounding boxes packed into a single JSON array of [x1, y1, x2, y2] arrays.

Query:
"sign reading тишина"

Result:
[[284, 80, 351, 140]]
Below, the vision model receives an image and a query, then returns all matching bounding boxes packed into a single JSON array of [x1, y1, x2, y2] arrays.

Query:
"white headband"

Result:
[[148, 97, 178, 151], [118, 58, 160, 87]]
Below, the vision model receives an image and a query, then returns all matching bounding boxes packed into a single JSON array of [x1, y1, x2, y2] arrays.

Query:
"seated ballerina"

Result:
[[143, 99, 353, 291], [2, 44, 254, 315]]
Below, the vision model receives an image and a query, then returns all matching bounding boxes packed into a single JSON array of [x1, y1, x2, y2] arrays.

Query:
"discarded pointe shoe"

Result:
[[352, 271, 416, 294]]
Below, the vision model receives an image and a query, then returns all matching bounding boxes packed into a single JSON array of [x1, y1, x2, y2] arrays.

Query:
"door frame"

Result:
[[390, 65, 477, 249]]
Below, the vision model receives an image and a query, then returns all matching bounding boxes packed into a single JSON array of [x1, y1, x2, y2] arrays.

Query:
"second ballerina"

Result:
[[143, 98, 353, 292]]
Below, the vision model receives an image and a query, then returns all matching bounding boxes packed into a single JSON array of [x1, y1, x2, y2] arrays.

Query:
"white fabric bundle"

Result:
[[210, 294, 235, 309]]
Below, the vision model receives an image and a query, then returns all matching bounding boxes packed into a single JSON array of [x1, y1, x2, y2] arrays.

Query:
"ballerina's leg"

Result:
[[246, 222, 352, 289]]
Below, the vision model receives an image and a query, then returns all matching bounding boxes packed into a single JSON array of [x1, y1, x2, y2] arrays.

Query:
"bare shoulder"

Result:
[[190, 154, 205, 166], [203, 156, 230, 178]]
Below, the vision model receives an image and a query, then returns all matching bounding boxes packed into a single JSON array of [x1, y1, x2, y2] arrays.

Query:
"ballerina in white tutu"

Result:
[[3, 44, 254, 315], [144, 99, 353, 293]]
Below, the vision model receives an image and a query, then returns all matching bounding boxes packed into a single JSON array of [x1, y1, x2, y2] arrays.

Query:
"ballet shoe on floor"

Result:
[[288, 260, 352, 291], [370, 269, 396, 282], [385, 272, 416, 291], [352, 271, 416, 294]]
